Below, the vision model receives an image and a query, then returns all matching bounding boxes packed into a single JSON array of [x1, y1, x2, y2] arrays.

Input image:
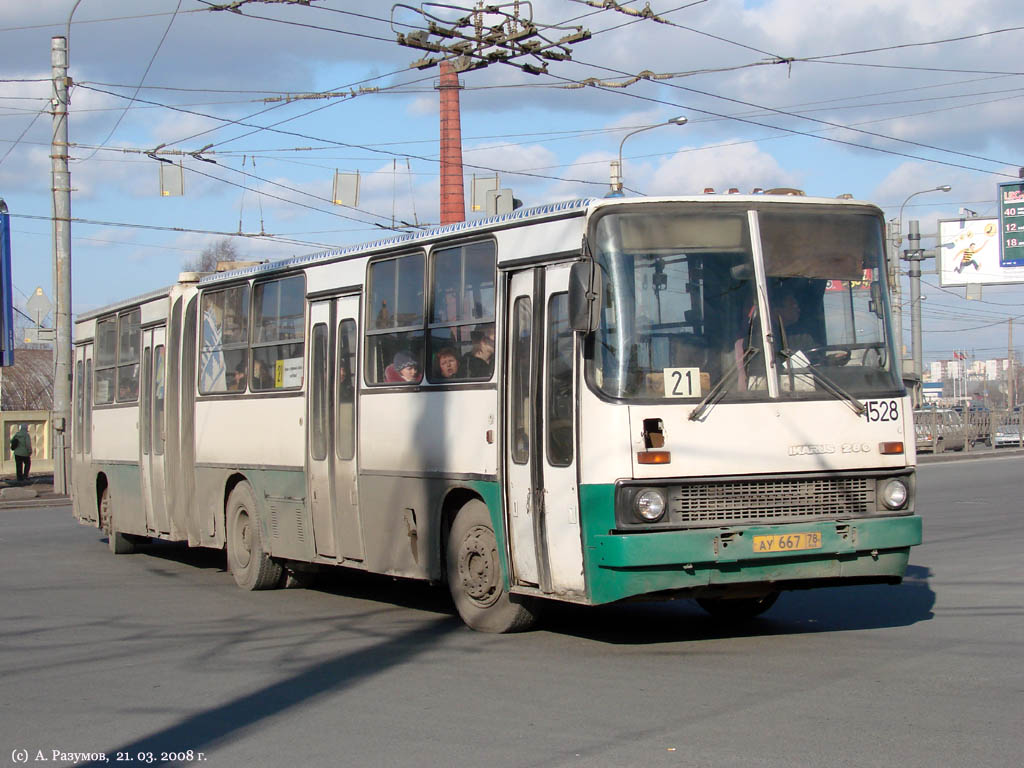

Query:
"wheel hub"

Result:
[[459, 525, 499, 607], [235, 512, 252, 569]]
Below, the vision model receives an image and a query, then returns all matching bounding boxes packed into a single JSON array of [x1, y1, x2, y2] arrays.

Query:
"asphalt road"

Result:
[[1, 456, 1021, 768]]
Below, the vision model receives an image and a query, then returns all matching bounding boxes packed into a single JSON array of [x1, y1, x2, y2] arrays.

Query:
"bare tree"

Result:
[[183, 238, 241, 272]]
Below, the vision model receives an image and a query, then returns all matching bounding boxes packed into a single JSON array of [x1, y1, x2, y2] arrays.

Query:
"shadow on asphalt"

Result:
[[536, 564, 935, 644], [118, 537, 935, 645]]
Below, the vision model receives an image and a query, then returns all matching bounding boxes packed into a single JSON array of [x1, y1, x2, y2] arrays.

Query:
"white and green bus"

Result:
[[71, 194, 921, 632]]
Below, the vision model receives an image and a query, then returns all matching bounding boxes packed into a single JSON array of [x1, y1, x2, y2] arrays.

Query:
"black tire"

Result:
[[446, 499, 536, 633], [226, 482, 283, 591], [697, 591, 780, 621], [100, 486, 135, 555]]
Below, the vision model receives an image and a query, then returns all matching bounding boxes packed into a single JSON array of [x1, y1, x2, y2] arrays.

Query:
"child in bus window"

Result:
[[385, 351, 422, 384]]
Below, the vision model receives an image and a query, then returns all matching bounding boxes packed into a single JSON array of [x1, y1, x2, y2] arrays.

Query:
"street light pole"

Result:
[[48, 1, 84, 495], [51, 35, 71, 495], [607, 116, 687, 197], [890, 184, 951, 391]]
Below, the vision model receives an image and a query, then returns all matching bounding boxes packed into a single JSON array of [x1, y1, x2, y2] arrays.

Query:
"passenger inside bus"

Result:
[[228, 362, 247, 392], [464, 324, 494, 378], [435, 346, 461, 379], [385, 351, 422, 383]]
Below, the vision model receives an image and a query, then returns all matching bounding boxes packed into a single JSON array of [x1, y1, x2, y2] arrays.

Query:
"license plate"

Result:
[[752, 531, 822, 553]]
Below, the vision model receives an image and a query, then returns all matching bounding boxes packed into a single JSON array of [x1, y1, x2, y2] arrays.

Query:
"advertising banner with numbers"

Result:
[[938, 217, 1024, 286], [999, 181, 1024, 267]]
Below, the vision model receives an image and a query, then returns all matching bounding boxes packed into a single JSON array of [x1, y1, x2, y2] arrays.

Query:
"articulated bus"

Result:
[[71, 195, 922, 632]]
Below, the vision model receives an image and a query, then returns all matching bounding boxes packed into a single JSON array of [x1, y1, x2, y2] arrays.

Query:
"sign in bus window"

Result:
[[662, 367, 704, 398]]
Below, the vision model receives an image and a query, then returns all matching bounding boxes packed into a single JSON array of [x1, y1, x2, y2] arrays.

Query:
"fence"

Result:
[[914, 408, 1023, 454]]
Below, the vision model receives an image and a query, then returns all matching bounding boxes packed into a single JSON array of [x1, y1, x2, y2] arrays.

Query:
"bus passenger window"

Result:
[[251, 276, 304, 390], [94, 317, 117, 404], [366, 252, 424, 385], [428, 241, 495, 382], [200, 284, 250, 394], [116, 309, 141, 402]]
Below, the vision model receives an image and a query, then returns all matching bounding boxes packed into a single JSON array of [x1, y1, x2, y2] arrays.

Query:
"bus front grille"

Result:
[[670, 476, 874, 525]]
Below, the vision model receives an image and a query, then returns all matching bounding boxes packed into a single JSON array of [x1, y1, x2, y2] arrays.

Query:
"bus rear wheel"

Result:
[[446, 500, 536, 633], [100, 487, 135, 555], [226, 482, 282, 591], [697, 591, 780, 621]]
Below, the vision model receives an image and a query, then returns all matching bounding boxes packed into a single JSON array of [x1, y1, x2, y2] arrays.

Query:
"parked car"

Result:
[[992, 421, 1023, 448], [914, 408, 966, 452]]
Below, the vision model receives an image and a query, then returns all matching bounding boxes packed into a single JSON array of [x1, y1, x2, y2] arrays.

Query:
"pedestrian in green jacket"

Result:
[[11, 424, 31, 482]]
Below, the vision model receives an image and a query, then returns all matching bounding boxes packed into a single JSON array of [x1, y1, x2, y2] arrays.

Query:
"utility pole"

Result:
[[51, 36, 72, 495], [887, 220, 904, 375], [907, 220, 924, 404], [1009, 318, 1015, 409]]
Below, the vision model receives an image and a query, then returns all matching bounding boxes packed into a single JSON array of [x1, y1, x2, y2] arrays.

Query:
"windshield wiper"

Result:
[[689, 346, 759, 421], [779, 348, 866, 416]]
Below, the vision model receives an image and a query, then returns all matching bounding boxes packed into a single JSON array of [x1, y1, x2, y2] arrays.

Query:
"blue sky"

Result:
[[1, 0, 1022, 364]]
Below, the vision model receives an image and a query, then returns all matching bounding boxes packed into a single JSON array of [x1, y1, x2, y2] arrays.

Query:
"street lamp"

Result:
[[607, 115, 688, 197], [896, 184, 951, 246], [889, 184, 950, 405]]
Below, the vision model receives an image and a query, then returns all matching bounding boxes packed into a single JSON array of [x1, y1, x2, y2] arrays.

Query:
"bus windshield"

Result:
[[588, 203, 901, 402]]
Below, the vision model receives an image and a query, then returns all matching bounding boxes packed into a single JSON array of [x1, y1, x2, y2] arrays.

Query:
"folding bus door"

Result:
[[140, 326, 171, 535], [307, 295, 364, 562], [72, 344, 96, 523], [504, 265, 584, 596]]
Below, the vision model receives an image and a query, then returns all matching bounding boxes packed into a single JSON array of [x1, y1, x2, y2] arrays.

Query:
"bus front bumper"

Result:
[[585, 514, 922, 605]]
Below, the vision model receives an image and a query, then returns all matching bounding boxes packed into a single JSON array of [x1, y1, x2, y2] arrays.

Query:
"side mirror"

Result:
[[870, 280, 884, 319], [569, 260, 602, 333]]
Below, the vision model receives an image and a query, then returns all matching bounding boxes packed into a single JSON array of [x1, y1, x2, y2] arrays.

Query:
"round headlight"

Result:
[[880, 479, 908, 510], [634, 489, 667, 522]]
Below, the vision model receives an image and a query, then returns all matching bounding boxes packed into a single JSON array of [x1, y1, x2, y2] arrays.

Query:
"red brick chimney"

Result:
[[437, 60, 465, 225]]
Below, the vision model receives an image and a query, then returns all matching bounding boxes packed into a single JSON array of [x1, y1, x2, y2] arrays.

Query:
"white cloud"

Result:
[[648, 140, 800, 196]]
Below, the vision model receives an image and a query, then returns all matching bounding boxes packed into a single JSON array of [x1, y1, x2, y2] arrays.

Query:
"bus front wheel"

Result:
[[226, 483, 283, 591], [446, 500, 536, 633]]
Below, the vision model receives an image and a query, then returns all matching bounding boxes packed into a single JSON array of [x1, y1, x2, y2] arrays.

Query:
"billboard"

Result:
[[998, 180, 1024, 267], [937, 217, 1024, 287], [0, 200, 14, 366]]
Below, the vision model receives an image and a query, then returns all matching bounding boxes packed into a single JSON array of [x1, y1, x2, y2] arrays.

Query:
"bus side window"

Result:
[[365, 252, 424, 385], [116, 308, 141, 402], [428, 241, 495, 383], [94, 316, 117, 405], [251, 276, 303, 390]]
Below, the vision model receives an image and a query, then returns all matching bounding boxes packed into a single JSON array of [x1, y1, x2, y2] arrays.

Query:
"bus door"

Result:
[[307, 296, 364, 561], [73, 344, 95, 523], [140, 326, 170, 535], [505, 265, 583, 595]]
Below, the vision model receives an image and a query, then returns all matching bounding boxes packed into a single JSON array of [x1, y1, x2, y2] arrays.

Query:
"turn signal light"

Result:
[[878, 441, 904, 455], [637, 451, 671, 464]]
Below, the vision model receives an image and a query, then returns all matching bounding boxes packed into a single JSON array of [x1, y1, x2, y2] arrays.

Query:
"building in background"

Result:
[[0, 348, 53, 476]]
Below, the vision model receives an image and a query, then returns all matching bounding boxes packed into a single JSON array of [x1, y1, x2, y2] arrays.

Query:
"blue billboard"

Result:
[[0, 199, 14, 366]]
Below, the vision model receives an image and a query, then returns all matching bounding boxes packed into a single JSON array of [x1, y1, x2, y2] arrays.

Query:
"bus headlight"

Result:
[[879, 479, 908, 510], [633, 488, 667, 522]]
